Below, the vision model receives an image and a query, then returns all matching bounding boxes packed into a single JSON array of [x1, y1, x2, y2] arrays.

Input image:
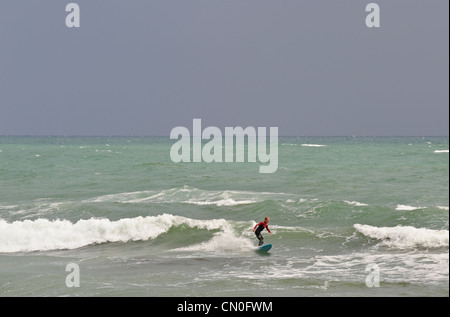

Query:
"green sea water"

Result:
[[0, 136, 448, 296]]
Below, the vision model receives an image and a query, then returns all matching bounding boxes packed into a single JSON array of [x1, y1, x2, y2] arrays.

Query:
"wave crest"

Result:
[[0, 214, 230, 253], [354, 224, 449, 249], [83, 186, 290, 207]]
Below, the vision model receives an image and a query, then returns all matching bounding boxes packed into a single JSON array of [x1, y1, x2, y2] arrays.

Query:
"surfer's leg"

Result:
[[256, 232, 264, 246]]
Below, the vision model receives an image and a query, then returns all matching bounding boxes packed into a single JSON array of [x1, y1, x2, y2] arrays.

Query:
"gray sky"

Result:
[[0, 0, 448, 136]]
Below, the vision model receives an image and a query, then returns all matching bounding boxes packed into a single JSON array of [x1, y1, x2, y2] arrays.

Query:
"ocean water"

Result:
[[0, 136, 448, 297]]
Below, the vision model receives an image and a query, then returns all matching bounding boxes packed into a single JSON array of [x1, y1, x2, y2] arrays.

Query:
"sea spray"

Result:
[[0, 214, 230, 253], [354, 224, 449, 249]]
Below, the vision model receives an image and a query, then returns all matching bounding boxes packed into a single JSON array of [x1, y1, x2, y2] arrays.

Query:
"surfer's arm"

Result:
[[253, 221, 264, 232], [266, 226, 272, 234]]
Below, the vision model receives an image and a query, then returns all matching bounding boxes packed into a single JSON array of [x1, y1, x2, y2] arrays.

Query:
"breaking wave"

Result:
[[354, 224, 449, 249], [0, 214, 246, 253]]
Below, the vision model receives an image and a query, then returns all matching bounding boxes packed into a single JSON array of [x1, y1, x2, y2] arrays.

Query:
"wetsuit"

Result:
[[254, 221, 271, 246]]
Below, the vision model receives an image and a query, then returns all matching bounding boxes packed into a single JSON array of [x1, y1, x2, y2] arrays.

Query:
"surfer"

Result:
[[253, 217, 272, 246]]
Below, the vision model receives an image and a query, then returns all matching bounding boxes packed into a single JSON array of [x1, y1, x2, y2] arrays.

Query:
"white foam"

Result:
[[344, 200, 369, 207], [84, 186, 290, 206], [437, 206, 449, 211], [301, 144, 326, 147], [173, 230, 254, 253], [434, 150, 449, 153], [354, 224, 449, 249], [0, 204, 19, 210], [395, 204, 424, 211], [227, 251, 448, 285], [83, 190, 155, 203], [0, 200, 71, 219], [171, 220, 256, 253], [0, 214, 228, 253], [185, 198, 256, 207]]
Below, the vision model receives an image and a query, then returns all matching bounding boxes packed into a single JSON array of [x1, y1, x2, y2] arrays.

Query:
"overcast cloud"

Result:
[[0, 0, 448, 136]]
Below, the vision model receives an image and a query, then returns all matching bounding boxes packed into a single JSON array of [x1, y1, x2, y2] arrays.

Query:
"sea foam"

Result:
[[301, 144, 326, 147], [354, 224, 449, 249], [344, 200, 369, 207], [395, 205, 424, 211], [0, 214, 228, 253], [185, 198, 256, 207], [83, 186, 289, 206]]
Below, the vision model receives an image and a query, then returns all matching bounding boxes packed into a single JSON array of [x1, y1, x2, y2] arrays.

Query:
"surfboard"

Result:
[[258, 244, 272, 252]]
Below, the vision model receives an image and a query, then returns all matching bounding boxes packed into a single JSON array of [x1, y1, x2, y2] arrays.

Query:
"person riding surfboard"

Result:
[[253, 217, 272, 246]]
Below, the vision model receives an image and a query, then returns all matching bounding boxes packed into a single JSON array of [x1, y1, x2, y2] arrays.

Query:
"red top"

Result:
[[254, 221, 271, 234]]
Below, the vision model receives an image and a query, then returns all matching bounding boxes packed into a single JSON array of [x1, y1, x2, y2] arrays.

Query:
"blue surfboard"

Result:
[[258, 244, 272, 252]]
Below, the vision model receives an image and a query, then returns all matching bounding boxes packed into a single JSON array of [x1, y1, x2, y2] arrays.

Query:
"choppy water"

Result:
[[0, 136, 448, 296]]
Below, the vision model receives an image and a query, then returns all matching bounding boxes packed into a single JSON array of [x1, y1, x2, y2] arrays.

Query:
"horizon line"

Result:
[[0, 135, 448, 138]]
